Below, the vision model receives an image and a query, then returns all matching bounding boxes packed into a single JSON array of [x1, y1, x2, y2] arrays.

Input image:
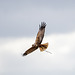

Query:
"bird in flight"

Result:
[[23, 22, 49, 56]]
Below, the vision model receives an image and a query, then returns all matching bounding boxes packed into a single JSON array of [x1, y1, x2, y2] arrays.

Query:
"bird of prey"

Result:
[[23, 22, 49, 56]]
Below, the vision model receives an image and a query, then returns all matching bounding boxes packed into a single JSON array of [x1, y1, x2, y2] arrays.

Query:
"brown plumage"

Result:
[[23, 22, 48, 56]]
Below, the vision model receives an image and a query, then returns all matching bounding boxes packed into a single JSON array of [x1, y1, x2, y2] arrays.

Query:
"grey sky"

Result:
[[0, 0, 75, 37]]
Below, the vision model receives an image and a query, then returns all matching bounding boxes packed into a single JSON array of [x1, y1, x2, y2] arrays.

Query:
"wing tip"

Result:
[[22, 53, 27, 56], [39, 22, 46, 29]]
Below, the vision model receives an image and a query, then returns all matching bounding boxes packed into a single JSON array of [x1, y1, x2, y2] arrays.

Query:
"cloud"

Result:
[[0, 32, 75, 75]]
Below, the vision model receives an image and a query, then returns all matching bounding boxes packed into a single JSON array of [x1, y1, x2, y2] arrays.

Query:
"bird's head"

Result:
[[32, 44, 35, 47], [32, 43, 38, 47]]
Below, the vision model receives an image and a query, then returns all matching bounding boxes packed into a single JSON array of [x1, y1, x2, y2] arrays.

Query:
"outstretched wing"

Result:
[[35, 22, 46, 45], [23, 46, 38, 56]]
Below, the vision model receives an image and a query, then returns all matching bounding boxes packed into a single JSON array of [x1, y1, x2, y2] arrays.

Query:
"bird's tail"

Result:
[[39, 43, 48, 51]]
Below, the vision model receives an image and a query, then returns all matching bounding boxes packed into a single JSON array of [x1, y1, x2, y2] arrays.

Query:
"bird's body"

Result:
[[23, 22, 48, 56]]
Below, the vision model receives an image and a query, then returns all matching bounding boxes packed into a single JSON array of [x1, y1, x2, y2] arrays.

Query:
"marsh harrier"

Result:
[[23, 22, 48, 56]]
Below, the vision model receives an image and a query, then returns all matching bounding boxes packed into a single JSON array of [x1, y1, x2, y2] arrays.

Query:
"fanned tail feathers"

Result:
[[39, 43, 48, 52]]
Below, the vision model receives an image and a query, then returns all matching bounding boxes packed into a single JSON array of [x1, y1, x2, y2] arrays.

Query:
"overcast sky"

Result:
[[0, 0, 75, 75], [0, 0, 75, 37]]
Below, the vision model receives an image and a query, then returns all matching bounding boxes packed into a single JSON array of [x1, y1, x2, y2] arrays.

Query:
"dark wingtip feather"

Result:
[[39, 22, 46, 30], [22, 52, 27, 56]]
